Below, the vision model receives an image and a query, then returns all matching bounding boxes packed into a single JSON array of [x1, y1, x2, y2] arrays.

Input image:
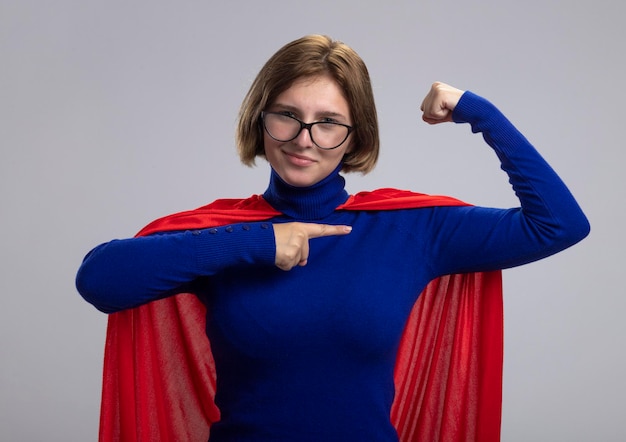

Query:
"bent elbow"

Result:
[[75, 259, 122, 314], [564, 210, 591, 246], [549, 211, 591, 253]]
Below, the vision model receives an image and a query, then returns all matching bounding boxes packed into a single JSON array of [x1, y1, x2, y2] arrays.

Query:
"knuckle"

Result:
[[284, 250, 297, 260]]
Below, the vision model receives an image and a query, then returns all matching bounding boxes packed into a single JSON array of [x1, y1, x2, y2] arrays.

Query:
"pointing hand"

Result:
[[273, 222, 352, 271]]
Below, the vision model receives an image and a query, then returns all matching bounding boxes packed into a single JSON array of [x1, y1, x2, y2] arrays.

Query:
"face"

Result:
[[263, 75, 352, 187]]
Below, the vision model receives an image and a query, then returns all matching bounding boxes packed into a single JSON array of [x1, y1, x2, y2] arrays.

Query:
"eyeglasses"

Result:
[[261, 111, 354, 150]]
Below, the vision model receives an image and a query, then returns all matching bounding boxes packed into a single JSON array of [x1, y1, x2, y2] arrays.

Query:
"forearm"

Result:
[[76, 223, 276, 313]]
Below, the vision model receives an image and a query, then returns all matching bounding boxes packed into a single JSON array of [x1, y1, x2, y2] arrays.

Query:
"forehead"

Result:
[[272, 75, 350, 116]]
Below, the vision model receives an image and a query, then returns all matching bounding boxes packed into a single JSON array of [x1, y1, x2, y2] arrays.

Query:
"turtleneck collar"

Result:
[[262, 164, 349, 220]]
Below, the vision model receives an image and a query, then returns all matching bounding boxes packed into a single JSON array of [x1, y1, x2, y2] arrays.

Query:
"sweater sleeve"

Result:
[[76, 222, 276, 313], [425, 91, 590, 276]]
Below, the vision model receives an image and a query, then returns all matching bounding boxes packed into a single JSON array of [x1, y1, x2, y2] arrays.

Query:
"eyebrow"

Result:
[[271, 103, 349, 122]]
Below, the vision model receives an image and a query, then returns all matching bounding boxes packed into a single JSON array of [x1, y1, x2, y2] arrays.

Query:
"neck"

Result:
[[262, 165, 349, 220]]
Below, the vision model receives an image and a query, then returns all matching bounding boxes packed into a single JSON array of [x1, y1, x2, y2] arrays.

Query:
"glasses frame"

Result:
[[261, 111, 354, 150]]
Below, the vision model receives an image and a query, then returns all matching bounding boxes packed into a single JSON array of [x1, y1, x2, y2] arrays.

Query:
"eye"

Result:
[[316, 122, 338, 132], [278, 111, 297, 119]]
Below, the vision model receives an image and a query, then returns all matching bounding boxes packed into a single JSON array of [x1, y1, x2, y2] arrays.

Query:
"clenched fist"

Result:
[[420, 82, 465, 125]]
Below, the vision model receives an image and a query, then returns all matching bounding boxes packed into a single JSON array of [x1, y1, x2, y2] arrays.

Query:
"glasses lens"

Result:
[[310, 122, 349, 149], [264, 113, 301, 142], [263, 113, 350, 149]]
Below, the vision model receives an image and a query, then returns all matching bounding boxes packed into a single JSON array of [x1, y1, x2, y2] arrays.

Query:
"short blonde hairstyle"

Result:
[[236, 35, 379, 174]]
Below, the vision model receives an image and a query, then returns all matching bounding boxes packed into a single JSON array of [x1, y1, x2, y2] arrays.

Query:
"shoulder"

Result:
[[136, 195, 280, 237], [339, 188, 469, 211], [195, 194, 265, 210]]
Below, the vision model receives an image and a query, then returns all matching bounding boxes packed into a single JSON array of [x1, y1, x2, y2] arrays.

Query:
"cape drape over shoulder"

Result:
[[99, 189, 503, 442]]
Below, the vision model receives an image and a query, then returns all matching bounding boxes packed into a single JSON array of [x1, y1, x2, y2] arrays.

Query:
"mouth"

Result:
[[284, 151, 316, 166]]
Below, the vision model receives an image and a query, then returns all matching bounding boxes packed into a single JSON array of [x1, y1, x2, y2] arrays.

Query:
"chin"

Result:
[[279, 169, 322, 188], [284, 176, 318, 188]]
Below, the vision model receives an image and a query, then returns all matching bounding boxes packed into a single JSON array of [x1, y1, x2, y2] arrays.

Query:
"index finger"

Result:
[[304, 223, 353, 239]]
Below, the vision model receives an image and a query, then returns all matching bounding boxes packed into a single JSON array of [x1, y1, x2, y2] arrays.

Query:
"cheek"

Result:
[[262, 134, 278, 156], [323, 149, 349, 169], [343, 134, 355, 155], [340, 138, 354, 160]]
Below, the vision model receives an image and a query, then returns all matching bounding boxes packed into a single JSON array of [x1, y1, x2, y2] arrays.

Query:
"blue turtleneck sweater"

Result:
[[76, 92, 589, 441]]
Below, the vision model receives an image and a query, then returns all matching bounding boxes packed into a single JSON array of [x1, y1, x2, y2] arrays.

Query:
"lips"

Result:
[[284, 151, 316, 166]]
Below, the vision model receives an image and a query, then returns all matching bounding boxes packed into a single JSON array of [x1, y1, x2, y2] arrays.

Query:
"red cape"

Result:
[[100, 188, 503, 441]]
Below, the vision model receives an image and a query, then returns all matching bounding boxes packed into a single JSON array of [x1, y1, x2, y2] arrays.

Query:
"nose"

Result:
[[292, 125, 314, 148]]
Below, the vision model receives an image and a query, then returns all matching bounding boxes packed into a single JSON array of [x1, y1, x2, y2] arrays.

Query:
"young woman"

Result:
[[77, 35, 589, 442]]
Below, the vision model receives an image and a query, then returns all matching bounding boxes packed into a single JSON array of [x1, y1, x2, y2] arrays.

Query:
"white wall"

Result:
[[1, 1, 623, 440]]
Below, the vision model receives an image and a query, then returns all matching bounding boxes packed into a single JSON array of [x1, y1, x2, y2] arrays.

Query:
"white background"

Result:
[[1, 1, 624, 440]]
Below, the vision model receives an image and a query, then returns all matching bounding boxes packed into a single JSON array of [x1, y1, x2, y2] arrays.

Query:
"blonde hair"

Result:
[[236, 34, 379, 174]]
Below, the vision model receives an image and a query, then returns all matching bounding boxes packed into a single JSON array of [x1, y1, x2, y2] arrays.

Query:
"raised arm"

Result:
[[420, 82, 589, 275]]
